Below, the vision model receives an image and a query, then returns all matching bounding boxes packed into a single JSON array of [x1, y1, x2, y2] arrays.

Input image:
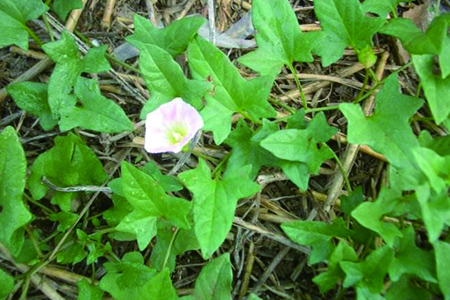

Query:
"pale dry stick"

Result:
[[307, 52, 390, 221], [9, 46, 47, 60], [332, 132, 387, 162], [281, 73, 368, 90], [101, 0, 116, 28], [207, 0, 216, 44], [0, 0, 88, 103], [0, 243, 65, 300], [239, 241, 255, 300], [233, 217, 310, 255], [177, 0, 197, 19], [251, 246, 290, 295], [38, 266, 92, 285], [279, 63, 366, 101]]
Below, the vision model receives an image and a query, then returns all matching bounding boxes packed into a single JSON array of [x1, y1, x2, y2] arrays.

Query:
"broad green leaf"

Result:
[[53, 0, 83, 21], [356, 287, 385, 300], [0, 268, 14, 300], [339, 73, 423, 172], [188, 35, 276, 144], [77, 279, 104, 300], [388, 226, 437, 283], [415, 185, 450, 243], [49, 212, 78, 232], [340, 246, 394, 293], [150, 219, 199, 272], [118, 162, 192, 250], [56, 242, 87, 264], [351, 187, 403, 247], [140, 268, 178, 300], [141, 161, 183, 192], [313, 240, 358, 293], [178, 159, 260, 259], [340, 186, 364, 215], [314, 0, 384, 65], [237, 0, 319, 76], [225, 119, 279, 178], [99, 252, 156, 300], [413, 54, 450, 124], [312, 31, 346, 67], [139, 44, 210, 118], [418, 131, 450, 156], [7, 82, 57, 130], [426, 14, 450, 78], [281, 218, 352, 264], [28, 133, 108, 212], [434, 240, 450, 300], [260, 112, 336, 173], [413, 147, 450, 193], [127, 14, 205, 57], [43, 31, 111, 117], [193, 253, 232, 300], [224, 119, 311, 190], [386, 275, 433, 300], [248, 294, 263, 300], [0, 0, 48, 49], [0, 127, 33, 255], [59, 77, 133, 133], [379, 19, 438, 55], [363, 0, 414, 19]]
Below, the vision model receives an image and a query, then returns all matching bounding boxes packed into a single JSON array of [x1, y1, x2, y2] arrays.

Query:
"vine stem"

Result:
[[322, 143, 352, 193], [288, 63, 307, 109], [25, 26, 43, 48], [162, 228, 179, 270], [353, 68, 370, 103]]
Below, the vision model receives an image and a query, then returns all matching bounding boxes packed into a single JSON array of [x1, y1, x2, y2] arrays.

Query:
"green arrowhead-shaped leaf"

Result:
[[385, 275, 433, 300], [188, 35, 276, 144], [413, 55, 450, 125], [178, 159, 260, 259], [339, 73, 423, 171], [53, 0, 83, 21], [351, 187, 403, 247], [313, 240, 358, 293], [260, 112, 336, 173], [282, 218, 352, 264], [118, 162, 192, 250], [434, 240, 450, 300], [0, 0, 48, 49], [28, 133, 108, 211], [127, 14, 205, 57], [314, 0, 384, 65], [0, 268, 14, 300], [139, 44, 210, 118], [363, 0, 414, 19], [42, 31, 111, 117], [59, 77, 133, 133], [389, 226, 437, 283], [77, 279, 104, 300], [413, 147, 450, 193], [380, 18, 438, 55], [237, 0, 319, 76], [415, 184, 450, 243], [150, 220, 199, 272], [140, 268, 178, 300], [99, 252, 156, 300], [340, 246, 394, 293], [194, 253, 232, 300], [0, 127, 33, 256], [7, 82, 57, 131]]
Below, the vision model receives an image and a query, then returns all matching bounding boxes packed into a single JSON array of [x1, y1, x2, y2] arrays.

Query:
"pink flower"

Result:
[[144, 98, 203, 153]]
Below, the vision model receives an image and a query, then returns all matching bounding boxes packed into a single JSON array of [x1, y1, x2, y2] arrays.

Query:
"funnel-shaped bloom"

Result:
[[144, 98, 203, 153]]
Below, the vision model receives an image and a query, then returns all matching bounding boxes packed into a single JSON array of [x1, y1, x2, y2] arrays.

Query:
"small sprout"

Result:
[[144, 98, 203, 153]]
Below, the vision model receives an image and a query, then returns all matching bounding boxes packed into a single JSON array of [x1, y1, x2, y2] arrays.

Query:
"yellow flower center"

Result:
[[167, 124, 187, 145]]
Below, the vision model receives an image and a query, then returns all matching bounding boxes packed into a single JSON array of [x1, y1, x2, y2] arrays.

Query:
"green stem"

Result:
[[162, 228, 179, 270], [42, 14, 55, 42], [390, 5, 399, 18], [353, 68, 370, 103], [18, 277, 31, 300], [269, 97, 296, 114], [435, 0, 441, 16], [288, 63, 307, 109], [212, 152, 231, 179], [25, 26, 43, 48], [74, 29, 142, 74], [322, 143, 352, 193], [190, 149, 219, 163], [305, 105, 340, 113]]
